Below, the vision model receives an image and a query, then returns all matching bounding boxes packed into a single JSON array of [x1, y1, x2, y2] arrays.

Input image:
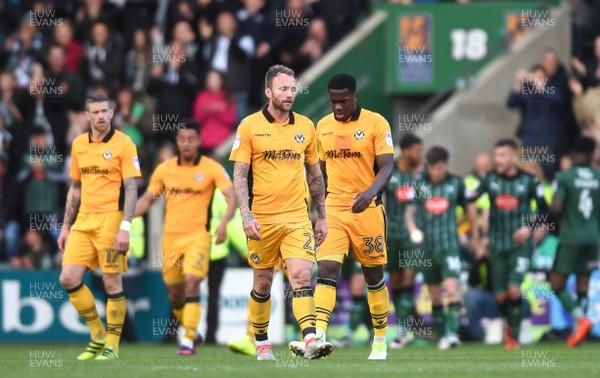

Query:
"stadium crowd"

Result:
[[0, 0, 371, 267]]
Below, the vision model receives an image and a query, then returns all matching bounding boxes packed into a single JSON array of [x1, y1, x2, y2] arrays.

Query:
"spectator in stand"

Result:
[[0, 152, 21, 264], [199, 11, 254, 123], [277, 0, 310, 70], [116, 0, 157, 52], [125, 28, 152, 95], [21, 229, 54, 270], [0, 0, 19, 50], [237, 0, 283, 108], [0, 70, 23, 132], [81, 21, 123, 91], [192, 69, 237, 155], [3, 17, 46, 89], [171, 20, 198, 60], [292, 17, 329, 74], [148, 39, 201, 140], [16, 126, 67, 245], [0, 115, 11, 154], [53, 19, 84, 74], [312, 0, 363, 45], [113, 85, 145, 149], [539, 49, 579, 150], [74, 0, 116, 42], [507, 65, 566, 179], [164, 0, 199, 45], [45, 44, 86, 155], [570, 75, 600, 131], [572, 36, 600, 89]]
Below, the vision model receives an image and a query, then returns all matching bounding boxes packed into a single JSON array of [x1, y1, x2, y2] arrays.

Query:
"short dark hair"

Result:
[[265, 65, 295, 89], [573, 136, 596, 153], [426, 146, 449, 164], [399, 133, 422, 150], [327, 73, 356, 93], [85, 93, 110, 110], [495, 138, 518, 150], [31, 125, 47, 136], [179, 118, 200, 133]]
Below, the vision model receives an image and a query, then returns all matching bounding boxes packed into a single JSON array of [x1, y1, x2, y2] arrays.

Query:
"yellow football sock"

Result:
[[106, 292, 126, 352], [173, 304, 184, 324], [67, 283, 106, 341], [292, 286, 317, 339], [314, 277, 337, 334], [249, 289, 271, 342], [367, 279, 389, 338], [183, 296, 201, 342], [245, 305, 253, 340]]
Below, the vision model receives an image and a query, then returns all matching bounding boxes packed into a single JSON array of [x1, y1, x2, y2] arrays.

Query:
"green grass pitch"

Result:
[[1, 342, 598, 378]]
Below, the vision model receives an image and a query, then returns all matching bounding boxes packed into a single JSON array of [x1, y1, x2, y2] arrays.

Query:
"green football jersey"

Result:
[[385, 169, 420, 241], [470, 170, 546, 252], [412, 173, 467, 252], [554, 164, 600, 244]]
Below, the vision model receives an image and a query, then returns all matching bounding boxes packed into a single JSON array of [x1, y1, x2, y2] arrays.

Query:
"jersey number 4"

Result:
[[579, 189, 593, 219]]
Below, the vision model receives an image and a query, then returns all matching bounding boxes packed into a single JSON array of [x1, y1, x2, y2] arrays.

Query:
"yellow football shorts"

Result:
[[317, 204, 388, 266], [63, 211, 126, 273], [161, 231, 211, 285], [247, 217, 316, 269]]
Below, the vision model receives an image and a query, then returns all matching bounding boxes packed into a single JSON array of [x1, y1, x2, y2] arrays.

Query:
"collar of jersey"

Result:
[[349, 105, 361, 121], [88, 127, 115, 143], [262, 105, 295, 125], [335, 106, 362, 123], [497, 169, 522, 180], [177, 151, 202, 166]]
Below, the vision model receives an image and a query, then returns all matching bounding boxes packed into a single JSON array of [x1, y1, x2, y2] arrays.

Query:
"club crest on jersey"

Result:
[[103, 151, 112, 160], [354, 129, 365, 140], [295, 132, 305, 143], [196, 173, 204, 181], [250, 253, 260, 264]]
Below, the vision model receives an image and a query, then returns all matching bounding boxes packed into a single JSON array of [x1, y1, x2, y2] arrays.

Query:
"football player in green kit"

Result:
[[385, 134, 423, 348], [406, 146, 470, 350], [550, 136, 600, 347], [468, 139, 548, 350]]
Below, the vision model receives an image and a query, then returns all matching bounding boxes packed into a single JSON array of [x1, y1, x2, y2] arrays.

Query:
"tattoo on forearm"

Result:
[[63, 180, 81, 226], [233, 162, 251, 216], [123, 178, 138, 222], [308, 164, 326, 220]]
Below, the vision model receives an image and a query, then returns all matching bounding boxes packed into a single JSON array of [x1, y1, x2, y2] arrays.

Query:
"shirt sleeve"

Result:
[[229, 120, 252, 164], [553, 173, 566, 200], [305, 123, 319, 165], [467, 174, 488, 202], [316, 122, 326, 161], [148, 163, 165, 197], [121, 138, 142, 179], [373, 115, 395, 156], [214, 161, 233, 192], [69, 142, 80, 180]]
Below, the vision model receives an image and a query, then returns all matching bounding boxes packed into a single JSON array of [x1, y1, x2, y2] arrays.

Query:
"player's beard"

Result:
[[271, 95, 294, 113]]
